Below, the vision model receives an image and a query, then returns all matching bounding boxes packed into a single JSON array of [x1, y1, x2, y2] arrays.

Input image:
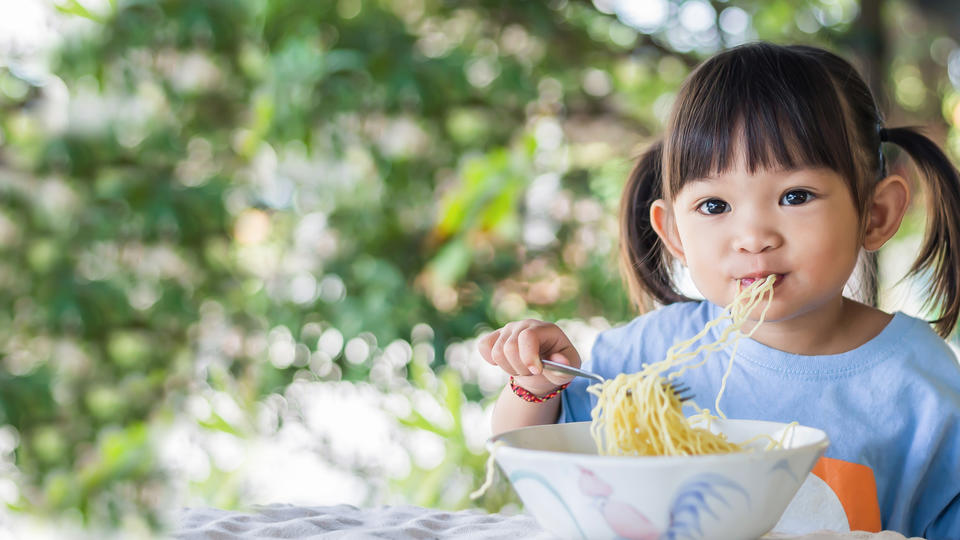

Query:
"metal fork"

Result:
[[540, 359, 693, 402]]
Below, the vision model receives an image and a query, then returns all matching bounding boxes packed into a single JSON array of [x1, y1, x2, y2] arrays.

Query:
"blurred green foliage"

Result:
[[0, 0, 957, 532]]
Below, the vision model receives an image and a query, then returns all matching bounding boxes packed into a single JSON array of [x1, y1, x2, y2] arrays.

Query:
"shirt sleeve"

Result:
[[924, 492, 960, 540], [557, 374, 592, 424], [558, 303, 698, 424], [558, 324, 621, 424], [918, 412, 960, 539], [908, 358, 960, 539], [558, 315, 648, 424]]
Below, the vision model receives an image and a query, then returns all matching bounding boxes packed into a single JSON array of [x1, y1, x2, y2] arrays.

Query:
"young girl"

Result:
[[478, 42, 960, 537]]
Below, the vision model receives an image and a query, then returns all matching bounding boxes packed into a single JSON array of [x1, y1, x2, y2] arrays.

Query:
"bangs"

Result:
[[664, 43, 859, 198]]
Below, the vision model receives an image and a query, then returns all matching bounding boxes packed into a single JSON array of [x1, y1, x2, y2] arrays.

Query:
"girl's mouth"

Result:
[[738, 274, 785, 288]]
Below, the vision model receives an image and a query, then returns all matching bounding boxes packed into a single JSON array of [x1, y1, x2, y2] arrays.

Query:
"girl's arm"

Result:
[[490, 383, 563, 435]]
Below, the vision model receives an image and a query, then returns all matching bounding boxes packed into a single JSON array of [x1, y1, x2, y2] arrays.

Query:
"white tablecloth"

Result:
[[175, 504, 923, 539]]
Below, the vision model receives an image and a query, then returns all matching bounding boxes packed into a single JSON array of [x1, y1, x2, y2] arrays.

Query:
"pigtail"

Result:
[[885, 126, 960, 338], [619, 140, 692, 312]]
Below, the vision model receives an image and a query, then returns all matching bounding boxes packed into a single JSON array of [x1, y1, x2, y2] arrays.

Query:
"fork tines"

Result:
[[668, 383, 693, 402], [625, 382, 693, 403]]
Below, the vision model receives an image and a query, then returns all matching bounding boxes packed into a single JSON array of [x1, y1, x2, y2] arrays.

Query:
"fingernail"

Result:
[[528, 364, 540, 375]]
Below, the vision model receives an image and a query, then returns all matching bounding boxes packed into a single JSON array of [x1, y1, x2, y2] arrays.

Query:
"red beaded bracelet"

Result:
[[509, 376, 570, 403]]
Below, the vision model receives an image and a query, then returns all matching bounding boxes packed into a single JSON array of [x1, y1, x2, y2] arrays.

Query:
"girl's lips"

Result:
[[738, 274, 785, 287]]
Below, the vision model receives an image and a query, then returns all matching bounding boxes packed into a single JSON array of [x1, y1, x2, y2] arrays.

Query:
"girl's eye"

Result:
[[781, 190, 814, 205], [697, 199, 729, 215]]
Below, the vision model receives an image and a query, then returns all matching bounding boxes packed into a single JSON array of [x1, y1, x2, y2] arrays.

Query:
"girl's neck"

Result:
[[742, 296, 893, 356]]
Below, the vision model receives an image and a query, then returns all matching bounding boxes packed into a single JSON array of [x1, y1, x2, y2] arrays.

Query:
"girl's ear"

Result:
[[863, 175, 910, 252], [650, 199, 686, 264]]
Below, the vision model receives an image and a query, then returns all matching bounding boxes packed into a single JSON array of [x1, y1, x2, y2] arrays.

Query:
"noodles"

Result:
[[469, 441, 505, 500], [588, 275, 777, 456]]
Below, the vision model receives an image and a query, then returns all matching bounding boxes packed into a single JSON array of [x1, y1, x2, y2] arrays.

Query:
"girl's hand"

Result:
[[478, 319, 581, 396]]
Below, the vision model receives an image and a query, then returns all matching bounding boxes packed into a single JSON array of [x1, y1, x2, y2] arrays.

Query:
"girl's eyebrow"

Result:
[[684, 173, 743, 186], [685, 173, 732, 185]]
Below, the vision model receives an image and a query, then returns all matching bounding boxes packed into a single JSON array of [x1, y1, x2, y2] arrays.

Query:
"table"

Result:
[[175, 504, 923, 539]]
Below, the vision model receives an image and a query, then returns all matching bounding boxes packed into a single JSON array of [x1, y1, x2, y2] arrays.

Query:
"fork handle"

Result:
[[540, 359, 604, 383]]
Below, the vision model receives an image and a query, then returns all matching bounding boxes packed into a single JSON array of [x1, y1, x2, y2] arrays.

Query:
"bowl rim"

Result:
[[488, 419, 830, 465]]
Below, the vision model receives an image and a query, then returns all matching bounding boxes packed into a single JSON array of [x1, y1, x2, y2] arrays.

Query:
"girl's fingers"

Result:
[[502, 325, 530, 376], [516, 328, 543, 375], [491, 327, 517, 375], [480, 320, 578, 381], [477, 330, 499, 366], [541, 352, 574, 386]]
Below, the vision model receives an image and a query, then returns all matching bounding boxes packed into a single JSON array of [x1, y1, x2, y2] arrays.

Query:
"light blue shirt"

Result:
[[559, 301, 960, 538]]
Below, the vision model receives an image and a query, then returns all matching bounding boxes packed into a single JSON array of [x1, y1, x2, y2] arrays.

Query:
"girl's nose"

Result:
[[731, 218, 783, 254]]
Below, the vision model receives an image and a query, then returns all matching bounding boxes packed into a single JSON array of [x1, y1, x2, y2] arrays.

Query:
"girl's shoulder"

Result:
[[857, 311, 960, 414], [604, 298, 710, 331], [889, 311, 960, 379]]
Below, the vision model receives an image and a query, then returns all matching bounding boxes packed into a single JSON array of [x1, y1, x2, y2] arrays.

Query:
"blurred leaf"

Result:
[[54, 0, 108, 23]]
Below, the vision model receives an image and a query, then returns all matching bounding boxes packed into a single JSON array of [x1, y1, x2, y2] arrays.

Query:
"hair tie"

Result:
[[879, 127, 888, 142]]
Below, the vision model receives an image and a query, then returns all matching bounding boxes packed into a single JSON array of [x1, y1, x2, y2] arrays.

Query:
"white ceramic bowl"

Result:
[[490, 419, 828, 540]]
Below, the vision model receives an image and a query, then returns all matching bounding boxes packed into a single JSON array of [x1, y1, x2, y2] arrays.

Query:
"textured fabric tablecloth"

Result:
[[174, 504, 923, 539]]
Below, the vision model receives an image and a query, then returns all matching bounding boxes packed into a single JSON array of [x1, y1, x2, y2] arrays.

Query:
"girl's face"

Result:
[[655, 163, 862, 324]]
